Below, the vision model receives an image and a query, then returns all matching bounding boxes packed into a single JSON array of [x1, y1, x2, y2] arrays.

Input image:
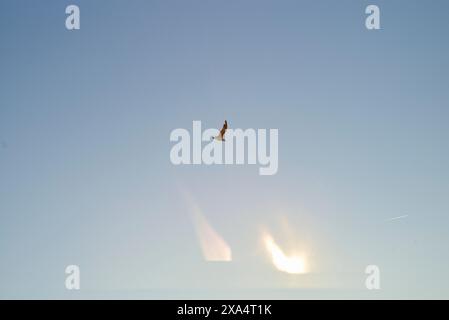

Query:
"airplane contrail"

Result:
[[384, 214, 409, 222]]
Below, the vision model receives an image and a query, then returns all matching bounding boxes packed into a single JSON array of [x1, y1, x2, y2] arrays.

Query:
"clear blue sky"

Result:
[[1, 0, 449, 298]]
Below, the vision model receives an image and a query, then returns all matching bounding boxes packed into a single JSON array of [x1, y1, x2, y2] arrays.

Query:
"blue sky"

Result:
[[1, 0, 449, 298]]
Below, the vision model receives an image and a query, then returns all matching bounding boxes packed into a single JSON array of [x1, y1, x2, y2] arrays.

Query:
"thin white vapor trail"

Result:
[[384, 214, 409, 222]]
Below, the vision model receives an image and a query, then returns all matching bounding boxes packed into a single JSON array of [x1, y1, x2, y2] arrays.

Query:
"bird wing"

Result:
[[219, 120, 228, 137]]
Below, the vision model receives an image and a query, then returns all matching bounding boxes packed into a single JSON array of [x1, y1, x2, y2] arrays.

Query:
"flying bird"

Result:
[[212, 120, 228, 141]]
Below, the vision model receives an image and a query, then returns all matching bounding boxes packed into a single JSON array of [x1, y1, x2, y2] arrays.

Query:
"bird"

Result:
[[212, 120, 228, 141]]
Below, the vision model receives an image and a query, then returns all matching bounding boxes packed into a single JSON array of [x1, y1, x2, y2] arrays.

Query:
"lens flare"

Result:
[[263, 233, 306, 274], [191, 204, 232, 262], [178, 186, 232, 262]]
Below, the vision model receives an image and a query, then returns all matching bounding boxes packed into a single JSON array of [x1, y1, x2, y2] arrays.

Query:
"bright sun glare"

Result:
[[263, 234, 307, 274]]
